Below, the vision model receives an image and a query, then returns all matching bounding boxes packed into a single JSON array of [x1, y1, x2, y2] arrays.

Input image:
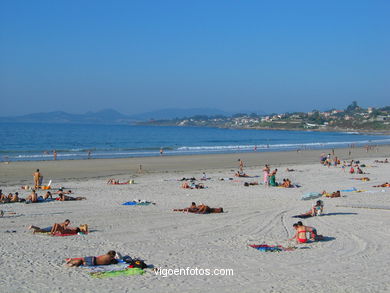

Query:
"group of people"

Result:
[[1, 186, 85, 204], [289, 221, 320, 243]]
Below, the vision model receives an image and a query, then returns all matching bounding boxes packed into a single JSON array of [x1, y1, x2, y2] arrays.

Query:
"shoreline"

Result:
[[1, 145, 389, 185]]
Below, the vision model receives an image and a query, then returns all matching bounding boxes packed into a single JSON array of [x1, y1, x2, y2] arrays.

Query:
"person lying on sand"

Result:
[[373, 182, 390, 187], [29, 219, 73, 234], [56, 193, 86, 201], [235, 171, 252, 177], [181, 181, 205, 189], [244, 182, 258, 186], [55, 188, 72, 195], [173, 202, 223, 214], [107, 179, 130, 184], [286, 168, 295, 172], [66, 250, 118, 267], [322, 190, 341, 198], [374, 159, 388, 163]]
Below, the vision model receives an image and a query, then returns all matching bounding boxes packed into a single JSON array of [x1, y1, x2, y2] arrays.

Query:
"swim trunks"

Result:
[[298, 238, 307, 243], [84, 256, 96, 266]]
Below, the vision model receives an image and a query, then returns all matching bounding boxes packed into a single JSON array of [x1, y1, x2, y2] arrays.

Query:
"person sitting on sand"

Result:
[[269, 169, 278, 186], [26, 190, 38, 203], [357, 167, 364, 174], [10, 192, 20, 202], [311, 200, 323, 216], [297, 221, 320, 240], [289, 223, 308, 243], [349, 167, 355, 174], [66, 250, 118, 267], [281, 178, 292, 188], [235, 171, 248, 177], [43, 191, 52, 200]]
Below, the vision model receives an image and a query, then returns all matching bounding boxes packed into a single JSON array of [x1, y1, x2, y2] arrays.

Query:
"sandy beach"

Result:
[[1, 146, 390, 292]]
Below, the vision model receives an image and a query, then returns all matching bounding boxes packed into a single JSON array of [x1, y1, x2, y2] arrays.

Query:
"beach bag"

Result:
[[128, 259, 147, 269]]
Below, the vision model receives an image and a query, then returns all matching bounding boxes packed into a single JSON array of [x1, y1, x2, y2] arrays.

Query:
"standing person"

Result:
[[53, 150, 57, 160], [262, 164, 270, 187], [238, 159, 244, 173], [87, 151, 91, 159], [33, 169, 41, 189], [160, 148, 163, 156]]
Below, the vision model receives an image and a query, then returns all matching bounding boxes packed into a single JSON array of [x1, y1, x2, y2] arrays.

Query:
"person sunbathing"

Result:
[[173, 202, 198, 212], [29, 219, 71, 234], [56, 193, 86, 201], [181, 181, 190, 189], [10, 192, 20, 202], [182, 182, 205, 189], [235, 171, 248, 177], [26, 190, 38, 203], [323, 190, 341, 198], [244, 182, 258, 186], [43, 191, 52, 200], [373, 182, 390, 187], [281, 179, 292, 188], [173, 202, 223, 214], [66, 250, 118, 267], [298, 200, 324, 217]]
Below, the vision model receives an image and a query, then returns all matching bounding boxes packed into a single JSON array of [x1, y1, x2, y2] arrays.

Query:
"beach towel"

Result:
[[35, 231, 87, 237], [122, 201, 153, 206], [81, 259, 129, 273], [340, 188, 358, 192], [25, 198, 54, 204], [301, 192, 322, 200], [249, 244, 295, 252], [89, 267, 145, 278]]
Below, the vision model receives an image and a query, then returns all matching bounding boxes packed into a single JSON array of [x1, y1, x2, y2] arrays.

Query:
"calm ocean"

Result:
[[1, 122, 389, 161]]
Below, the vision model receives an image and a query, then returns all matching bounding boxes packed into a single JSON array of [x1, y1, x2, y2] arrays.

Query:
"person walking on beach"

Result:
[[53, 150, 57, 160], [160, 148, 164, 156], [263, 164, 270, 187], [33, 169, 41, 189], [238, 159, 244, 172]]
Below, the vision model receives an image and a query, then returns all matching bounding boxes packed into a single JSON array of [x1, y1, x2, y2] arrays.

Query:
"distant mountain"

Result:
[[0, 109, 132, 124], [128, 108, 231, 121], [0, 108, 231, 124]]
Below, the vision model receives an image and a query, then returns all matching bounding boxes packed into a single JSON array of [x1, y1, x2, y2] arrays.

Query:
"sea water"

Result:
[[0, 122, 389, 161]]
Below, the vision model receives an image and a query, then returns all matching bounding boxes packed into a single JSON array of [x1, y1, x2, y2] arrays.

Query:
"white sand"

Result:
[[1, 155, 390, 292]]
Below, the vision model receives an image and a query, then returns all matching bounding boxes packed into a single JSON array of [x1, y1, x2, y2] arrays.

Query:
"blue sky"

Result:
[[1, 0, 389, 115]]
